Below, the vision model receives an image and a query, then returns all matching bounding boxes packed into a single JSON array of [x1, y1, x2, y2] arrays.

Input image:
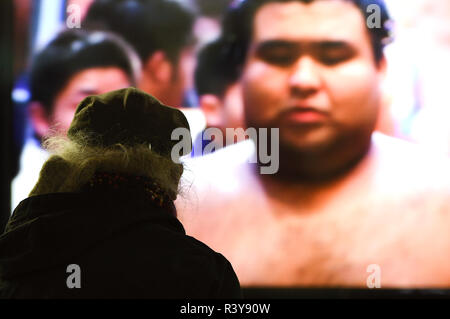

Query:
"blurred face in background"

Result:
[[33, 67, 131, 137], [241, 1, 386, 169], [201, 83, 244, 132], [138, 46, 195, 108], [172, 47, 194, 107], [200, 82, 245, 147]]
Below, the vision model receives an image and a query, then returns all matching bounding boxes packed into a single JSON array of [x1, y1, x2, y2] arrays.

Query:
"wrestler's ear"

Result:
[[144, 50, 173, 85], [29, 101, 50, 139], [199, 94, 224, 128]]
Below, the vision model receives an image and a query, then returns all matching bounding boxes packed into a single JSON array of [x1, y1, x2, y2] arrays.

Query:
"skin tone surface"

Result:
[[138, 48, 193, 108], [177, 1, 450, 287], [200, 82, 245, 147]]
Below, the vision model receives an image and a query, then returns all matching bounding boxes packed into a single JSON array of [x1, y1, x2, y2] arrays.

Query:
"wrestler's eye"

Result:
[[318, 51, 353, 65], [261, 49, 297, 66], [256, 43, 299, 67], [316, 44, 356, 66]]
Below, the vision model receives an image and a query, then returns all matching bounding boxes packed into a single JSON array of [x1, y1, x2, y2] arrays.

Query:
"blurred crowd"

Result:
[[11, 0, 234, 208]]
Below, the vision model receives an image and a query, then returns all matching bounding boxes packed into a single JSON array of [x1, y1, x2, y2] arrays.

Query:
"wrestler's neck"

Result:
[[254, 140, 376, 211]]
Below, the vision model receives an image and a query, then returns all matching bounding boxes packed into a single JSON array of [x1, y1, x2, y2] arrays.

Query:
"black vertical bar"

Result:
[[0, 0, 14, 233]]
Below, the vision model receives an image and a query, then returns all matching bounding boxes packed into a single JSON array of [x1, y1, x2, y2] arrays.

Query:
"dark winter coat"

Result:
[[0, 190, 241, 299]]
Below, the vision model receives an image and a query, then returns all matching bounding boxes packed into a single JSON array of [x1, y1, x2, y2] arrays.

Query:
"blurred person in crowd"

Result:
[[0, 88, 241, 299], [83, 0, 196, 108], [191, 0, 236, 50], [193, 38, 245, 155], [11, 29, 140, 211], [177, 0, 450, 287], [83, 0, 208, 144]]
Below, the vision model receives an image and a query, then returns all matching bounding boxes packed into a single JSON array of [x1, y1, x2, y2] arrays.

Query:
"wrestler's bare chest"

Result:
[[185, 195, 448, 287], [179, 136, 450, 287]]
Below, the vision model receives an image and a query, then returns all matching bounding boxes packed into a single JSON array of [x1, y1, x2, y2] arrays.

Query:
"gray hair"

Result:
[[29, 132, 183, 200]]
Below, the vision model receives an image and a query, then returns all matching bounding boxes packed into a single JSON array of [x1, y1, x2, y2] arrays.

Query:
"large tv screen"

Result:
[[5, 0, 450, 296]]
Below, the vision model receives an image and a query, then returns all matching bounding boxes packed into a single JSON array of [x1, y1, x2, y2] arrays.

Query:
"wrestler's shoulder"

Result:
[[181, 140, 257, 193], [372, 132, 450, 193]]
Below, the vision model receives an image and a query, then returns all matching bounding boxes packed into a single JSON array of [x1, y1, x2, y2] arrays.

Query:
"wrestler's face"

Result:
[[241, 1, 385, 155]]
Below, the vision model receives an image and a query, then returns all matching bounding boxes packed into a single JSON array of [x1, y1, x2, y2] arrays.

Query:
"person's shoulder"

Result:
[[181, 234, 242, 298], [134, 225, 241, 298], [372, 132, 450, 192], [368, 133, 450, 224], [81, 217, 241, 297], [365, 134, 450, 274], [133, 217, 235, 271], [180, 139, 256, 194]]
